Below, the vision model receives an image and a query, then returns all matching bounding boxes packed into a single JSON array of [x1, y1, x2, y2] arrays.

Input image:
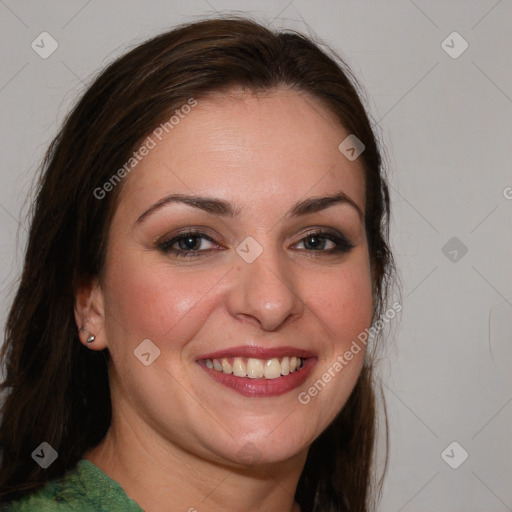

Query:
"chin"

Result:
[[207, 425, 312, 468]]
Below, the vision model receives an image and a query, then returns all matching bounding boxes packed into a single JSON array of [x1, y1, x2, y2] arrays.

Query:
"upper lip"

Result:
[[196, 345, 316, 361]]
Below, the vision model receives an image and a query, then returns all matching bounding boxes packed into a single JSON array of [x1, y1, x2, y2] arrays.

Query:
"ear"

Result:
[[74, 277, 108, 351]]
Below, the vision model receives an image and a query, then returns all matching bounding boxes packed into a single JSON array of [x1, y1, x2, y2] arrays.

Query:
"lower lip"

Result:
[[197, 358, 316, 398]]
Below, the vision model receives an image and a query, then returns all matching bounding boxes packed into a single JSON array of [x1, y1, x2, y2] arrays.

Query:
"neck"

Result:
[[84, 405, 306, 512]]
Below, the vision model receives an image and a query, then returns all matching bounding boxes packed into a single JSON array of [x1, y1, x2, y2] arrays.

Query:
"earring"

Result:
[[80, 326, 96, 344]]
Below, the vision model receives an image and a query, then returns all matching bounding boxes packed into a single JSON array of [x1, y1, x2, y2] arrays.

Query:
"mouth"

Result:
[[196, 346, 316, 398], [201, 355, 307, 378]]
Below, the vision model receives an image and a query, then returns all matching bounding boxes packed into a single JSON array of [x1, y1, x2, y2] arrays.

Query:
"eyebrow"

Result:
[[134, 190, 364, 225]]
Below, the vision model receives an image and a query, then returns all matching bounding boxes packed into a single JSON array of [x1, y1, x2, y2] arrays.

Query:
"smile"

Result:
[[196, 346, 316, 398], [201, 356, 307, 379]]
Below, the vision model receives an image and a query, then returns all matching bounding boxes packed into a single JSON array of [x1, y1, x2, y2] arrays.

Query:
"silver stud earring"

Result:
[[80, 326, 96, 344]]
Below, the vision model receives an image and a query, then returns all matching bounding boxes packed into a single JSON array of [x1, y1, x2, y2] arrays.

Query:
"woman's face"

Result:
[[86, 88, 373, 467]]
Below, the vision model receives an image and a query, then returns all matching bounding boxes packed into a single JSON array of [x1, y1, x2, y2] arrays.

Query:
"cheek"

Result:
[[307, 258, 374, 352], [102, 248, 226, 351], [293, 258, 372, 433]]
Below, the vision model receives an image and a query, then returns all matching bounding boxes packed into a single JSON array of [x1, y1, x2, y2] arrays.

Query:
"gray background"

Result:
[[1, 1, 511, 511]]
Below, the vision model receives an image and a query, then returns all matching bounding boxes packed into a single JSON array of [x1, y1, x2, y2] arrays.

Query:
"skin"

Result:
[[75, 87, 374, 512]]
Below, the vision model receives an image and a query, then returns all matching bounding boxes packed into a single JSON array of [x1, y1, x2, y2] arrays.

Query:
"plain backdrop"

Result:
[[1, 1, 511, 511]]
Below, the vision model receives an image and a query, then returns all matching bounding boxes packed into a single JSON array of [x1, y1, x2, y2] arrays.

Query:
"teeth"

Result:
[[204, 356, 306, 379], [232, 357, 246, 377], [247, 358, 264, 379], [264, 358, 281, 379], [221, 358, 233, 374], [280, 356, 290, 375]]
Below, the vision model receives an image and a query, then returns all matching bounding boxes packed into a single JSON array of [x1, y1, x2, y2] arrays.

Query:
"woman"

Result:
[[0, 16, 394, 512]]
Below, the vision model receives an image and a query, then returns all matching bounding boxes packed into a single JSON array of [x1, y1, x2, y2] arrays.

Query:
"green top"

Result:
[[4, 459, 144, 511]]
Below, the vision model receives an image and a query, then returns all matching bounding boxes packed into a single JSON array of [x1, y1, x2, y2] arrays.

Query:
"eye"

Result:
[[294, 230, 354, 254], [157, 229, 354, 259], [157, 231, 222, 258]]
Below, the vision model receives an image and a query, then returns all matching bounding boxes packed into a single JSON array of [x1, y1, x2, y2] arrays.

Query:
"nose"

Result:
[[226, 246, 305, 332]]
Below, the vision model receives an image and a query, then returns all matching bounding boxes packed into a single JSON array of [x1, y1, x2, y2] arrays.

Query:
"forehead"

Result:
[[116, 88, 366, 219]]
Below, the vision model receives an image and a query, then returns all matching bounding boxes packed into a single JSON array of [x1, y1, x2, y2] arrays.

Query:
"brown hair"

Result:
[[0, 16, 394, 511]]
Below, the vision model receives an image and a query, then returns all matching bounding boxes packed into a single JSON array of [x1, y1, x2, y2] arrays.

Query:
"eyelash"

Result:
[[157, 229, 355, 258]]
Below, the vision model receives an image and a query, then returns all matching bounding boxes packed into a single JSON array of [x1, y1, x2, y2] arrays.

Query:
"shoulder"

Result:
[[3, 482, 70, 511], [3, 468, 84, 511], [3, 460, 144, 511]]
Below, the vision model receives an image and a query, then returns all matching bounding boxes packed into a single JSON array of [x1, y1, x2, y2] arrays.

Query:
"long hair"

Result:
[[0, 16, 394, 511]]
